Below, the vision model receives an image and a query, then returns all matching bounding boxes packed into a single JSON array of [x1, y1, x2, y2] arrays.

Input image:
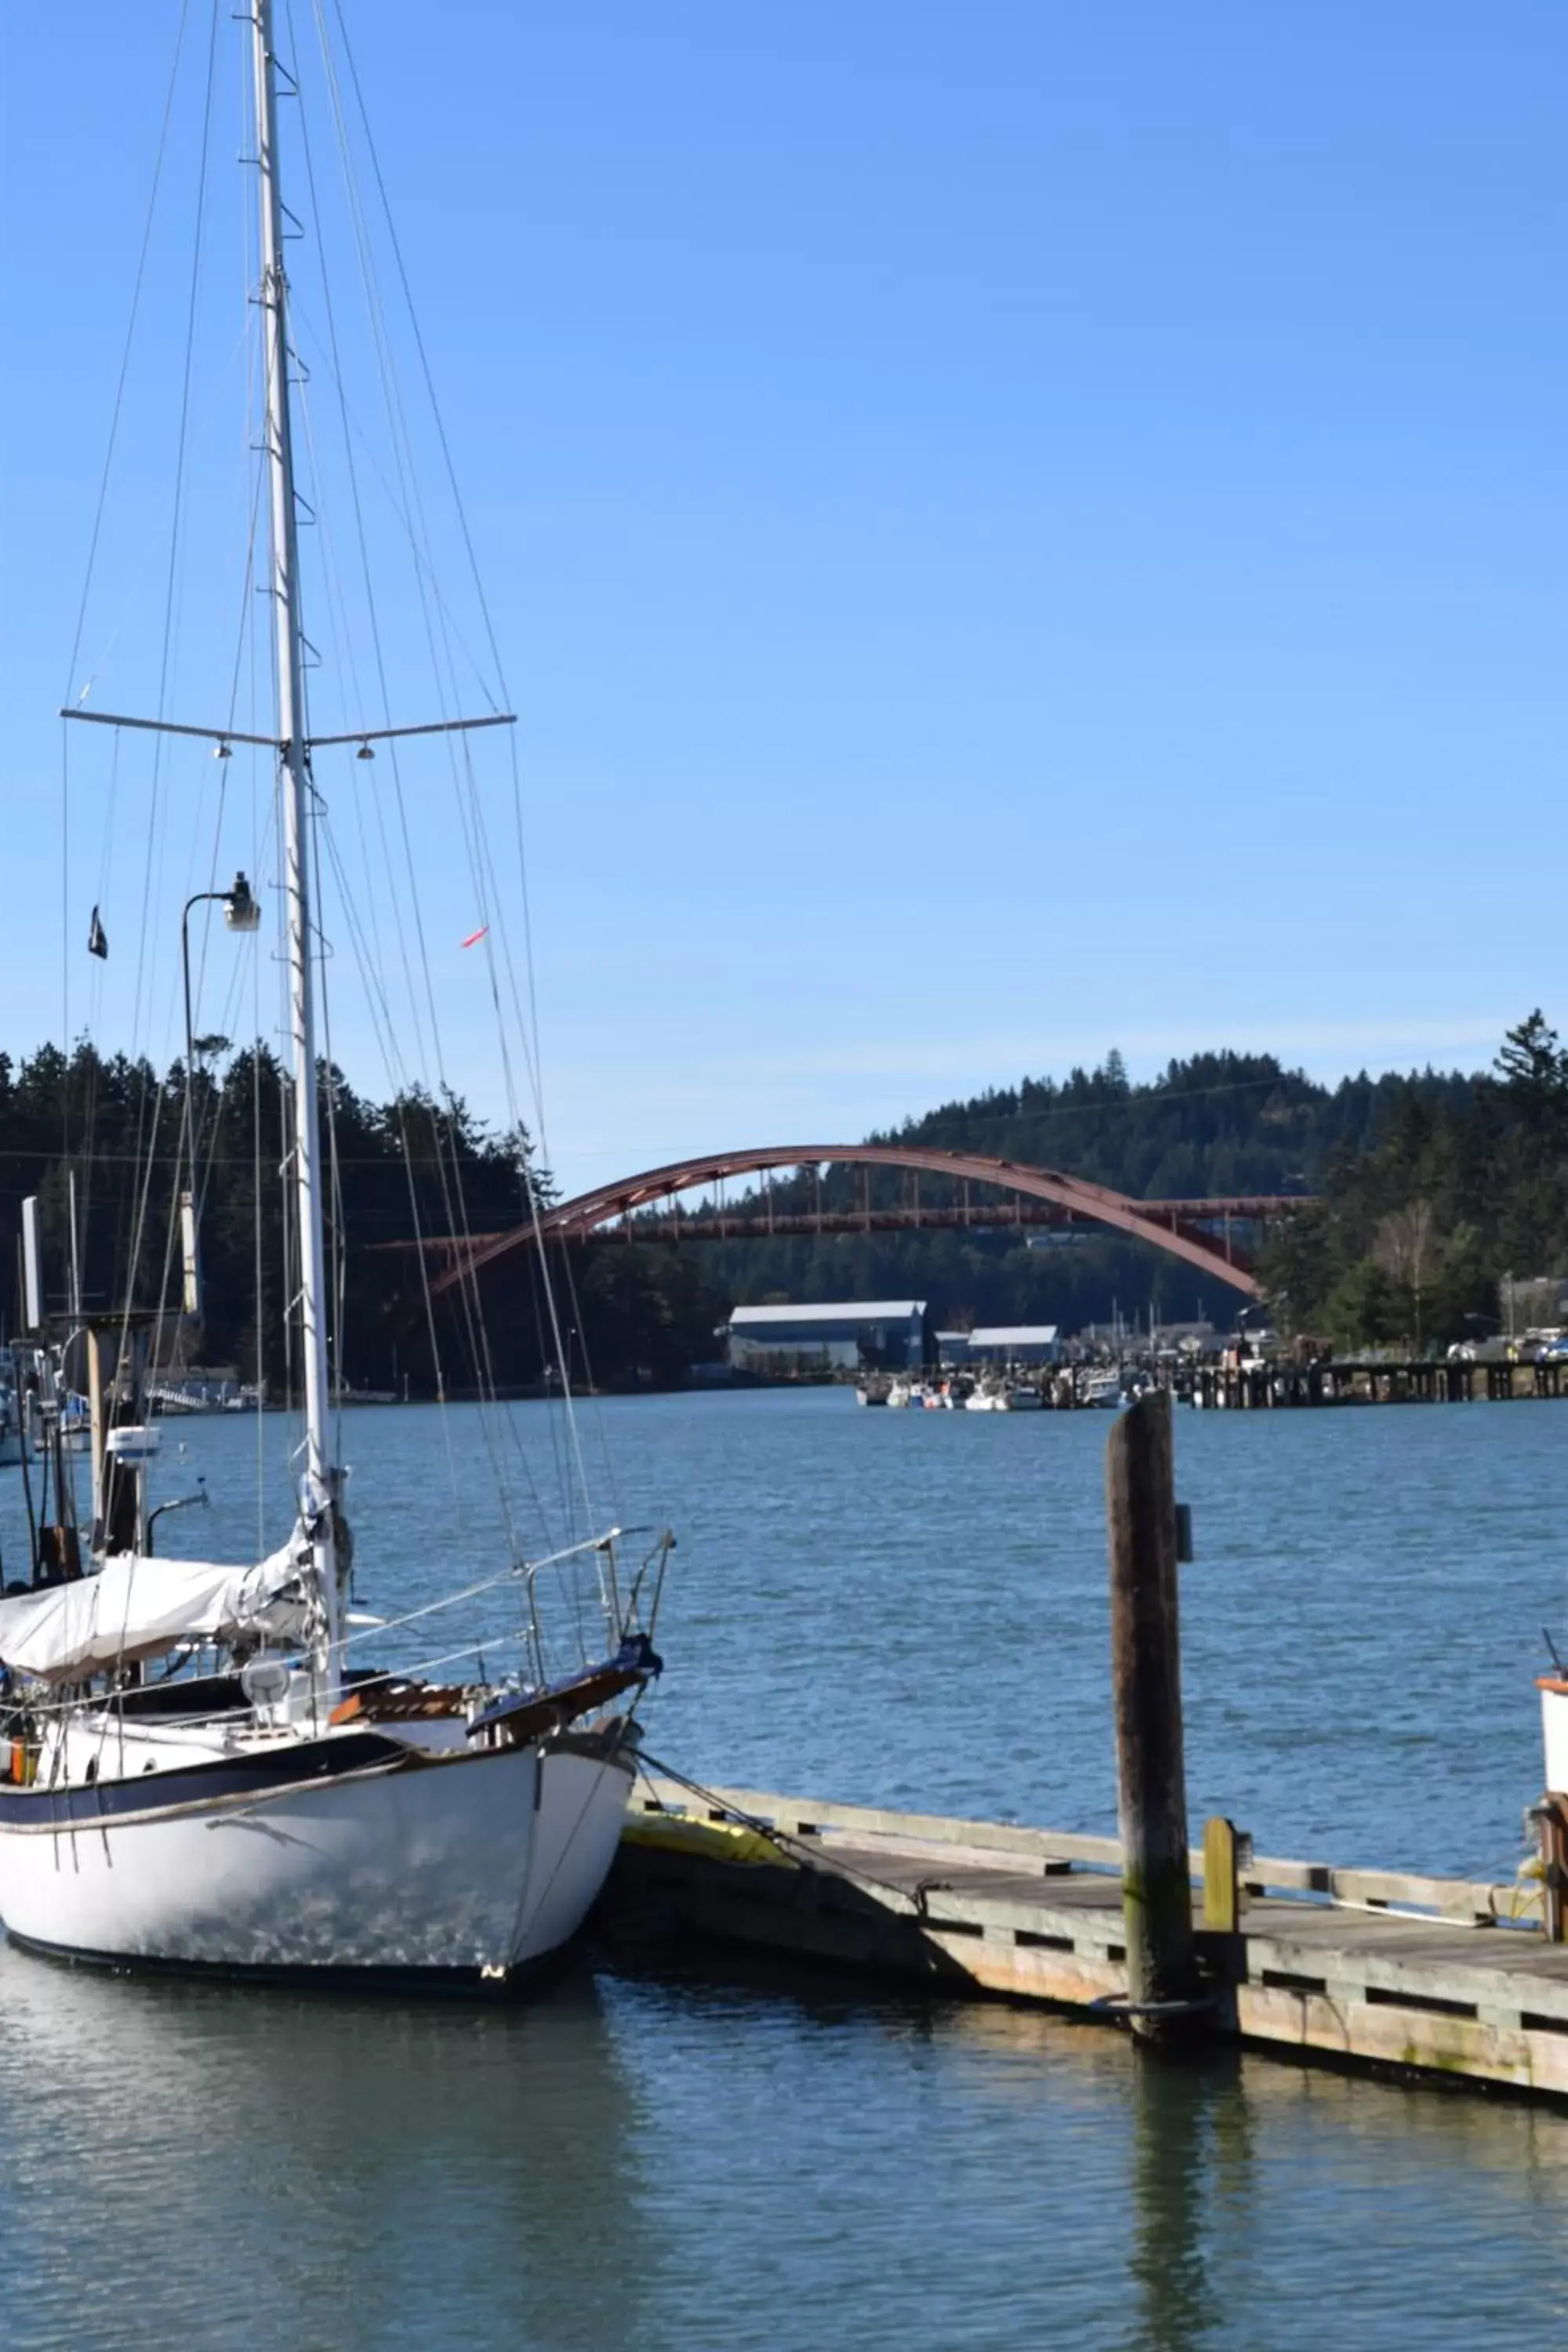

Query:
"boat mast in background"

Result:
[[251, 0, 340, 1691]]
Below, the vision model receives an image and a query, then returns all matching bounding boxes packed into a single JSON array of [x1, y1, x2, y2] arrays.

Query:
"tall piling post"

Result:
[[1106, 1388, 1203, 2044]]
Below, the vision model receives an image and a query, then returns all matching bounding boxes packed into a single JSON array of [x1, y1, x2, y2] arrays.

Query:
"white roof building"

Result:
[[728, 1301, 926, 1329], [966, 1325, 1062, 1363]]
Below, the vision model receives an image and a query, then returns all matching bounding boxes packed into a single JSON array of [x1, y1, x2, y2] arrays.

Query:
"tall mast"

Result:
[[252, 0, 340, 1689]]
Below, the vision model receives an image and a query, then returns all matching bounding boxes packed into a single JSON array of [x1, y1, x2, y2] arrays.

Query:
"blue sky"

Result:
[[2, 3, 1563, 1193]]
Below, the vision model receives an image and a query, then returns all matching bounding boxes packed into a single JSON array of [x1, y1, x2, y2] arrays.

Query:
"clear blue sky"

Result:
[[2, 2, 1563, 1192]]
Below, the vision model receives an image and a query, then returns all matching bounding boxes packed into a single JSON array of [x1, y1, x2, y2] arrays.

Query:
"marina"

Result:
[[2, 3, 1566, 2346]]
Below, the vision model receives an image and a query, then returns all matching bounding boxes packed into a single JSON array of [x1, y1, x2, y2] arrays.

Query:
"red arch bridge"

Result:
[[412, 1145, 1312, 1302]]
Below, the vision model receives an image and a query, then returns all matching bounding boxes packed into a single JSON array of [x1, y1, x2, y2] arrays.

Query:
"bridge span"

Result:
[[426, 1145, 1307, 1301]]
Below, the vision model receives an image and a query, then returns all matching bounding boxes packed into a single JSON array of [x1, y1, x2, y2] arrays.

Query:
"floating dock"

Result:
[[601, 1779, 1568, 2100]]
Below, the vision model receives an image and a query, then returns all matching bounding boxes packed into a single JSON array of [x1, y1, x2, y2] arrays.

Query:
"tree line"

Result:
[[1257, 1013, 1568, 1350], [2, 1019, 1563, 1385], [0, 1040, 723, 1396], [680, 1027, 1566, 1353]]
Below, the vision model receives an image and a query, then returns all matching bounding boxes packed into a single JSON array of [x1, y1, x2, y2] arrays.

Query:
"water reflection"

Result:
[[1121, 2053, 1222, 2352], [4, 1939, 1567, 2350], [0, 1944, 655, 2352]]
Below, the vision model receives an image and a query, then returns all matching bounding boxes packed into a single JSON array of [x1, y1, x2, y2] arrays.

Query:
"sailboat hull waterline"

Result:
[[0, 1726, 637, 1987]]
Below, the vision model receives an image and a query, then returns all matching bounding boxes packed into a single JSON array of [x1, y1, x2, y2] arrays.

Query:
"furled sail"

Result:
[[0, 1530, 313, 1684]]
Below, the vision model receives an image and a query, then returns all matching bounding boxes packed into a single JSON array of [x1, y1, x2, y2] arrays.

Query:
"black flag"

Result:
[[87, 906, 108, 960]]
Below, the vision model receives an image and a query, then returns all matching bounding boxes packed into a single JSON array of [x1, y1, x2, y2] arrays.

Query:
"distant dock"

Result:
[[1183, 1354, 1568, 1410], [855, 1357, 1568, 1410]]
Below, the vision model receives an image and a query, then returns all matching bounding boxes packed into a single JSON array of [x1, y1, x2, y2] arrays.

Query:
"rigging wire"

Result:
[[309, 0, 606, 1537], [314, 0, 626, 1528], [106, 0, 226, 1414], [293, 0, 589, 1543], [60, 0, 197, 1183], [312, 805, 557, 1544]]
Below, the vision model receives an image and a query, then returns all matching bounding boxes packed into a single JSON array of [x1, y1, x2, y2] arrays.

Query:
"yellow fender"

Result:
[[622, 1809, 795, 1870]]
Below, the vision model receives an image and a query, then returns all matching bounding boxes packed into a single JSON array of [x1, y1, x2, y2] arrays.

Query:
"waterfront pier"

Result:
[[602, 1778, 1568, 2100], [1182, 1353, 1568, 1410], [601, 1390, 1568, 2102]]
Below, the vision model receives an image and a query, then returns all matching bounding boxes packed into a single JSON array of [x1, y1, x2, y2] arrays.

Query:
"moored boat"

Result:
[[0, 0, 668, 1991]]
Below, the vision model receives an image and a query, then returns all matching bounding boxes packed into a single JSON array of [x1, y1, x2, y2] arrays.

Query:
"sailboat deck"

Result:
[[604, 1780, 1568, 2099]]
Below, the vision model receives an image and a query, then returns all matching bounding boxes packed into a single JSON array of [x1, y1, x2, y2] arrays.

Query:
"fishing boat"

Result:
[[0, 2, 666, 1989]]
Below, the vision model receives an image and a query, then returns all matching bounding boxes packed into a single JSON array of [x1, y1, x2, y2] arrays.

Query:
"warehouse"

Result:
[[725, 1301, 929, 1375]]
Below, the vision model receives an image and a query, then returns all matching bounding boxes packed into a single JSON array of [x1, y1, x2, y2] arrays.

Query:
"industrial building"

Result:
[[725, 1301, 929, 1375], [964, 1325, 1062, 1366]]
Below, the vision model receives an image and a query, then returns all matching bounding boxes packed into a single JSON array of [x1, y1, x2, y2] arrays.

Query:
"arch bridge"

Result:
[[428, 1145, 1305, 1301]]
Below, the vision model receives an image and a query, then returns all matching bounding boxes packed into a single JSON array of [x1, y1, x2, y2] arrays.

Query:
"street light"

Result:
[[223, 871, 262, 934], [180, 873, 262, 1316]]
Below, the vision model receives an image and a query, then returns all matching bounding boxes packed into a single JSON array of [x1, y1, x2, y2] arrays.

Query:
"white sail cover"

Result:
[[0, 1530, 313, 1684]]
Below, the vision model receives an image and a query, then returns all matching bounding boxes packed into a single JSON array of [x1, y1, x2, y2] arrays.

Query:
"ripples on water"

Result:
[[2, 1391, 1565, 2349]]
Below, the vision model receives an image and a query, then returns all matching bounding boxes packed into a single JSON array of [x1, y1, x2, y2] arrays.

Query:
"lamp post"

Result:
[[180, 873, 262, 1316]]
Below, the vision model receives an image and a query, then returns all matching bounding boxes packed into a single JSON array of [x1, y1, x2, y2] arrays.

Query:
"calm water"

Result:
[[2, 1391, 1566, 2349]]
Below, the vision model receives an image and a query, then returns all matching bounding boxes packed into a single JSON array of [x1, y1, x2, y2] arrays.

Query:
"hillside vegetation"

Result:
[[1, 1017, 1563, 1385]]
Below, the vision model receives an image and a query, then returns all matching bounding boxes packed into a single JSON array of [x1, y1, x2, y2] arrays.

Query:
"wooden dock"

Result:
[[601, 1779, 1568, 2100]]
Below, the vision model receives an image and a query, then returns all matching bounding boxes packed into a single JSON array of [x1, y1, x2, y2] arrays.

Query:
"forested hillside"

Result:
[[700, 1046, 1490, 1342], [1258, 1014, 1568, 1349], [2, 1019, 1563, 1385]]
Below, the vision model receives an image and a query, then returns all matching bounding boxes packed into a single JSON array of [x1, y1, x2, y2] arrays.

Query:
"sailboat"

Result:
[[0, 2, 666, 1987]]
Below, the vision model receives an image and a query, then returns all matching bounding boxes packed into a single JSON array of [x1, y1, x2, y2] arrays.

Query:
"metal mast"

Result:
[[251, 0, 340, 1690]]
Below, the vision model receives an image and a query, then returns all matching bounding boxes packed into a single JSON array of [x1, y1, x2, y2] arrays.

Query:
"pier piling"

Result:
[[1105, 1390, 1204, 2045]]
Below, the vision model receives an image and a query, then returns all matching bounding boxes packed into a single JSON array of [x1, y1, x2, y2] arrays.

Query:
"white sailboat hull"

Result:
[[515, 1741, 643, 1965], [0, 1735, 634, 1984]]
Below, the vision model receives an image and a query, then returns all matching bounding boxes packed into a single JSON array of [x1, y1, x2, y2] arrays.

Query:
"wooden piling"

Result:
[[1105, 1390, 1203, 2043]]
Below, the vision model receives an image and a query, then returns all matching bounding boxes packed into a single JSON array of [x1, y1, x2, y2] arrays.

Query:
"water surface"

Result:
[[2, 1390, 1565, 2349]]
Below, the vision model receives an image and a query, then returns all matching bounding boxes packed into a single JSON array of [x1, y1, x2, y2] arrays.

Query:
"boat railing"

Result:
[[517, 1524, 672, 1690]]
